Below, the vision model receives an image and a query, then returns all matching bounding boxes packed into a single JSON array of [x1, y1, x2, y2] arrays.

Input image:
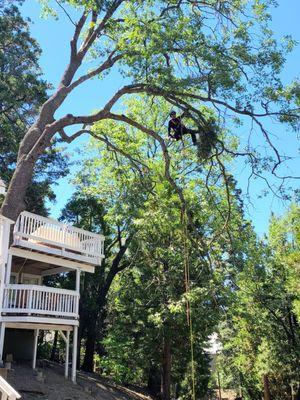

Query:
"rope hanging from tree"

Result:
[[182, 209, 196, 400]]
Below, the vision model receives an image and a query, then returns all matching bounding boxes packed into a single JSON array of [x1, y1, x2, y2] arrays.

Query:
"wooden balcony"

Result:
[[13, 211, 104, 266], [2, 284, 79, 320]]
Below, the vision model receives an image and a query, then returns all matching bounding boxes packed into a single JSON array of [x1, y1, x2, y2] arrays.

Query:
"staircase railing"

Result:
[[0, 375, 21, 400]]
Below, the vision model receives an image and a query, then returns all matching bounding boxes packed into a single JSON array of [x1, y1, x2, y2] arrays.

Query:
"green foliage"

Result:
[[219, 205, 300, 400], [39, 0, 299, 134], [69, 96, 262, 398]]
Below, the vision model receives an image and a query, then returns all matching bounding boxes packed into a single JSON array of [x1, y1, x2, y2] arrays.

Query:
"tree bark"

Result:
[[161, 337, 171, 400], [81, 310, 97, 372], [0, 111, 57, 220], [1, 157, 38, 220], [263, 374, 272, 400]]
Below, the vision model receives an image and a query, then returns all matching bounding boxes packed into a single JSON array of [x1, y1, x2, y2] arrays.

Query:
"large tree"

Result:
[[0, 1, 69, 214], [63, 96, 258, 399], [1, 0, 299, 221]]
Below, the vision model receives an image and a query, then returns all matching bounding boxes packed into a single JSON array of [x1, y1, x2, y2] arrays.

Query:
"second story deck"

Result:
[[2, 284, 79, 322], [12, 211, 105, 266]]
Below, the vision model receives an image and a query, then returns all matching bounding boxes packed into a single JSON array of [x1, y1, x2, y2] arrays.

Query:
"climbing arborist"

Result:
[[168, 110, 198, 145]]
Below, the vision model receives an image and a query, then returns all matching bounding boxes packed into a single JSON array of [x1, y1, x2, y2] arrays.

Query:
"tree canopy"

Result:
[[1, 0, 299, 220], [1, 2, 299, 399]]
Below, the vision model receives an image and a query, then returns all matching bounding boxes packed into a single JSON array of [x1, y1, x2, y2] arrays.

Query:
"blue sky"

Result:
[[20, 0, 300, 236]]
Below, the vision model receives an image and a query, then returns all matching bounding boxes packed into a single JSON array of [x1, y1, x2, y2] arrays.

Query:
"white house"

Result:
[[0, 209, 105, 383]]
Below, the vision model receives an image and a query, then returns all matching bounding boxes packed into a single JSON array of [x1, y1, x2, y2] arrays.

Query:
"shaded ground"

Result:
[[7, 363, 152, 400]]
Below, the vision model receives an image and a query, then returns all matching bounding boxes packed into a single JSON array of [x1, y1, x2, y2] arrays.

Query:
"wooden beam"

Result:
[[1, 316, 79, 328], [9, 248, 95, 273], [13, 260, 50, 270], [4, 322, 75, 331]]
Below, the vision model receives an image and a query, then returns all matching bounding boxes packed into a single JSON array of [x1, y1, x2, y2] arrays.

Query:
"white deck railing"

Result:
[[2, 285, 79, 319], [0, 376, 21, 400], [13, 211, 104, 265]]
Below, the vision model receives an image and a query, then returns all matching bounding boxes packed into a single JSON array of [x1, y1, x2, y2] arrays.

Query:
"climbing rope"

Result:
[[182, 210, 196, 400]]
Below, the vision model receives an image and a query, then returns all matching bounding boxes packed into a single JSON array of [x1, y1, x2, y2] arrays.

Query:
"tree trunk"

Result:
[[263, 374, 272, 400], [50, 331, 58, 362], [81, 296, 107, 372], [0, 86, 73, 221], [95, 309, 107, 358], [1, 157, 37, 220], [0, 116, 56, 221], [81, 308, 98, 372], [148, 363, 161, 398], [162, 337, 171, 400]]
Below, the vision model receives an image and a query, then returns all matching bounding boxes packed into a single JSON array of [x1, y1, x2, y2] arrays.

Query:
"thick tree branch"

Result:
[[58, 128, 91, 143], [71, 11, 88, 57], [67, 51, 123, 92], [102, 232, 134, 296]]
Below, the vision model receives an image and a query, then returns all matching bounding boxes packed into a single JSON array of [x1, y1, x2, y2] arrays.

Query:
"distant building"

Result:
[[205, 334, 241, 400]]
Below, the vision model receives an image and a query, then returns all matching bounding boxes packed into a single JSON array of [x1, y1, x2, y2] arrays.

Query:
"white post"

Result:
[[4, 254, 12, 284], [0, 261, 6, 317], [75, 269, 80, 293], [0, 217, 14, 321], [32, 329, 39, 369], [0, 323, 6, 363], [71, 326, 78, 383], [65, 331, 70, 379], [75, 269, 80, 316], [0, 216, 14, 266]]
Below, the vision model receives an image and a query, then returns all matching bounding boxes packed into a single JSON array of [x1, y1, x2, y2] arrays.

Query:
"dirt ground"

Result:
[[7, 362, 152, 400]]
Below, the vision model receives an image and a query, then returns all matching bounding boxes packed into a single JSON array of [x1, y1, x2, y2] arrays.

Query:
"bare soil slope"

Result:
[[7, 363, 152, 400]]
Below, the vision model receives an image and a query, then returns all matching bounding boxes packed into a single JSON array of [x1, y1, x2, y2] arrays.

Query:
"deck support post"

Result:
[[71, 325, 78, 383], [32, 329, 39, 369], [59, 330, 70, 379], [65, 331, 70, 379], [75, 269, 80, 293], [75, 269, 80, 316], [0, 323, 6, 363]]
